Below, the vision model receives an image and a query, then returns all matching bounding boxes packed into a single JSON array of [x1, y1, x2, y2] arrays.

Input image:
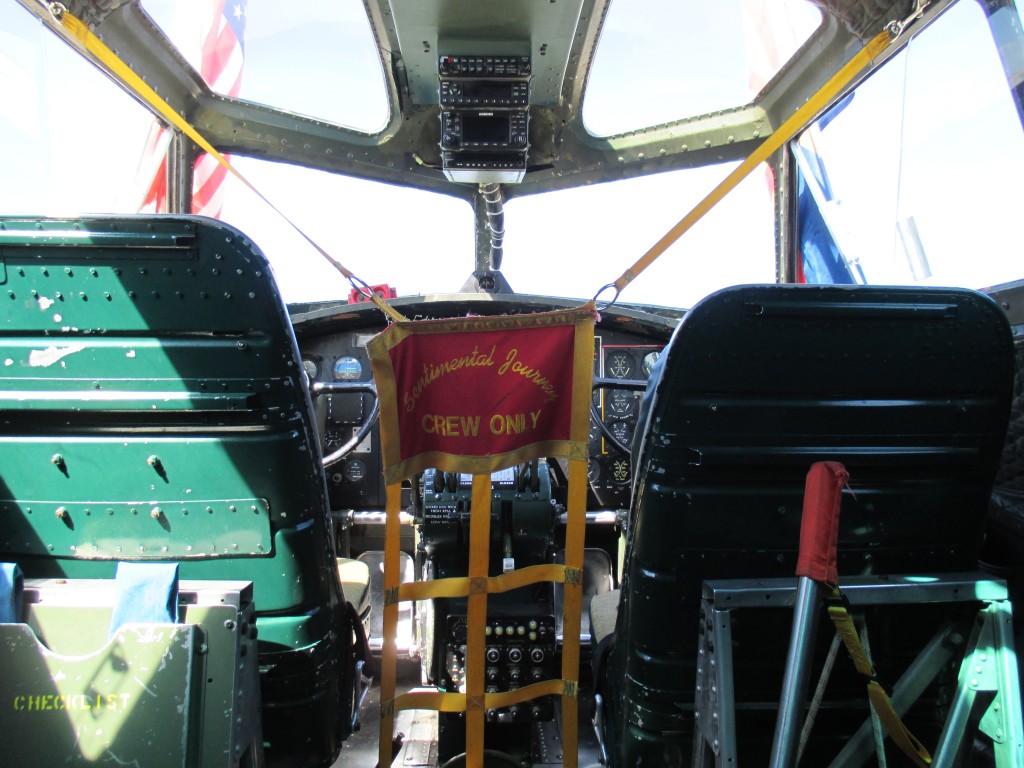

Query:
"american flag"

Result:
[[138, 0, 246, 217]]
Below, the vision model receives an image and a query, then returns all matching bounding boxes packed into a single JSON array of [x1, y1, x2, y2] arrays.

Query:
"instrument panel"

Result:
[[302, 332, 386, 511], [590, 340, 663, 508], [293, 302, 673, 514]]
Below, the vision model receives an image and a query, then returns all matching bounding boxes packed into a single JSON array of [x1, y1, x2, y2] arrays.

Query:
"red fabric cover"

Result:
[[795, 461, 849, 585]]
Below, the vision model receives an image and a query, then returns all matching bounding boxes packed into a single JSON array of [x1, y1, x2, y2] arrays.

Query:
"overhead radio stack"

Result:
[[439, 55, 530, 184]]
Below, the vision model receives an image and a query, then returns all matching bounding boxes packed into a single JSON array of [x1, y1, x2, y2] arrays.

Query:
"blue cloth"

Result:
[[798, 171, 857, 285], [108, 562, 180, 636], [0, 562, 24, 623]]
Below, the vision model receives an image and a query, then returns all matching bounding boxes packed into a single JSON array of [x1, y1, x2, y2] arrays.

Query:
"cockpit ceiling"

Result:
[[65, 0, 917, 115], [812, 0, 916, 38], [40, 0, 923, 197], [61, 0, 915, 38]]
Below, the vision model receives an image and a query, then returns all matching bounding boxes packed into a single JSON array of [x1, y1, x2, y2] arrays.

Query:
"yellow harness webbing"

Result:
[[398, 563, 578, 602], [607, 28, 893, 297], [373, 309, 594, 768], [377, 481, 404, 768], [376, 467, 587, 768], [50, 4, 406, 324], [464, 473, 494, 763], [827, 592, 932, 766]]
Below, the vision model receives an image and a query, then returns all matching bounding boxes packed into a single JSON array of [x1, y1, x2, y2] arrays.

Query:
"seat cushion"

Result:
[[589, 588, 620, 647], [336, 558, 371, 616]]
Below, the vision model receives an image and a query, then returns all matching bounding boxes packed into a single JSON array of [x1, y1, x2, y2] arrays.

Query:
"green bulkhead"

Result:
[[0, 215, 368, 766]]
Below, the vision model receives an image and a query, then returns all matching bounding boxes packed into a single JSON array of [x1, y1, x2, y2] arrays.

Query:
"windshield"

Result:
[[584, 0, 822, 135], [3, 0, 1022, 310], [141, 0, 389, 133], [0, 1, 776, 309], [502, 166, 776, 308], [792, 0, 1024, 291], [189, 155, 777, 308]]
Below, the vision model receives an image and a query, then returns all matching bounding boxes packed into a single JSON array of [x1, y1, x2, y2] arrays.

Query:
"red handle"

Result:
[[795, 461, 849, 585]]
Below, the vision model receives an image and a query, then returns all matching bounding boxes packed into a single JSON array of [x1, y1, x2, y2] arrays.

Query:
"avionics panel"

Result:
[[439, 54, 530, 183], [441, 110, 529, 150], [440, 79, 529, 107], [438, 55, 532, 79]]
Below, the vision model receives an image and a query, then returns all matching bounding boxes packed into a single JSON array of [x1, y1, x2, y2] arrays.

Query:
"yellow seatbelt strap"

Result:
[[603, 28, 893, 300], [48, 3, 406, 324], [827, 591, 932, 766]]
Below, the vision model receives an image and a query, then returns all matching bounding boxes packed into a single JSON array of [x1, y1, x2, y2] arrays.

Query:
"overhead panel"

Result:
[[387, 0, 586, 107]]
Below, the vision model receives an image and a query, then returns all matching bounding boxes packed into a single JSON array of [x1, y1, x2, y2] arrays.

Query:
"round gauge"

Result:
[[606, 351, 634, 379], [302, 358, 320, 380], [587, 459, 601, 483], [611, 458, 631, 484], [608, 389, 635, 415], [609, 420, 632, 446], [344, 460, 367, 482], [642, 350, 662, 377], [333, 355, 362, 381]]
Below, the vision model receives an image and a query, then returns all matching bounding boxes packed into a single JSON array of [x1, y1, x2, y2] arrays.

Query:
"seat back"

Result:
[[604, 284, 1016, 764], [0, 215, 361, 764]]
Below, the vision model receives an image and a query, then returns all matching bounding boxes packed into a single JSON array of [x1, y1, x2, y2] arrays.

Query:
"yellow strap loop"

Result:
[[608, 28, 893, 296], [827, 596, 932, 766], [51, 5, 406, 324], [827, 604, 875, 677], [867, 681, 932, 767]]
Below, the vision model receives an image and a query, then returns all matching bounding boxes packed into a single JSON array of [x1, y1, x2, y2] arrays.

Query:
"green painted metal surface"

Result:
[[0, 622, 198, 765], [0, 498, 271, 559], [5, 578, 264, 767], [0, 215, 359, 764]]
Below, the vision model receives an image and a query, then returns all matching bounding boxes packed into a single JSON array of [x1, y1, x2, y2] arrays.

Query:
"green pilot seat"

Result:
[[0, 215, 371, 766], [598, 284, 1017, 766]]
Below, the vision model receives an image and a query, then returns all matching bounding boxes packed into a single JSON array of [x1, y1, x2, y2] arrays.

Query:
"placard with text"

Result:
[[368, 306, 596, 483]]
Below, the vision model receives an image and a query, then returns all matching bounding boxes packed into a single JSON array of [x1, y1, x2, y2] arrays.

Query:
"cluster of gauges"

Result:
[[301, 355, 364, 382], [302, 354, 374, 495], [303, 345, 664, 501], [589, 346, 662, 490]]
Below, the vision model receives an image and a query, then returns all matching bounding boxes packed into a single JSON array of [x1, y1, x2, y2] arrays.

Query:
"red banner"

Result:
[[368, 307, 596, 483]]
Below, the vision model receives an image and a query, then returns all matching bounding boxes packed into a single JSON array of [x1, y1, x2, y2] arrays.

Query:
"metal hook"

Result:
[[348, 275, 377, 302], [887, 0, 929, 39], [592, 283, 621, 312]]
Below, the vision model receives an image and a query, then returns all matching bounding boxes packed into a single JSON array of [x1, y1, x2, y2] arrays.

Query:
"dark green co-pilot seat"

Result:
[[594, 284, 1016, 766], [0, 216, 370, 766]]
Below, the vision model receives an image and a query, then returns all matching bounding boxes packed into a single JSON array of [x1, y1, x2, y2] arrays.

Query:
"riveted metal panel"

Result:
[[0, 215, 351, 765], [0, 498, 270, 560]]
